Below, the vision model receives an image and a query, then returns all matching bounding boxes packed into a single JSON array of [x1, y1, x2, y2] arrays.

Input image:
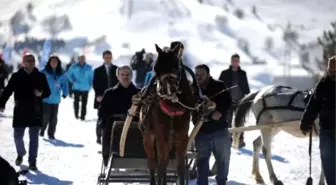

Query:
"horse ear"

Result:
[[155, 44, 162, 53], [172, 43, 180, 53]]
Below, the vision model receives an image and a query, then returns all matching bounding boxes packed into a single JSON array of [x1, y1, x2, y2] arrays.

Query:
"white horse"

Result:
[[232, 85, 325, 185]]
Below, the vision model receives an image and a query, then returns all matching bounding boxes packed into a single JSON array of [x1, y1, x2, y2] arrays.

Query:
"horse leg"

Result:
[[143, 131, 156, 185], [318, 164, 325, 185], [252, 136, 265, 184], [261, 128, 283, 185], [156, 134, 170, 185], [175, 132, 188, 185]]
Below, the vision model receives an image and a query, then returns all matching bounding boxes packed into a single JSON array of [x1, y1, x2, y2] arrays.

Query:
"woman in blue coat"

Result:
[[40, 55, 68, 139]]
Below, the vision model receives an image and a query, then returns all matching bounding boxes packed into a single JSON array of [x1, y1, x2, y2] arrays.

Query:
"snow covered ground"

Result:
[[0, 66, 323, 185]]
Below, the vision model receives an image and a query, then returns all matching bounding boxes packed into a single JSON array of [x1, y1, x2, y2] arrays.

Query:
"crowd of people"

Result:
[[0, 41, 334, 185]]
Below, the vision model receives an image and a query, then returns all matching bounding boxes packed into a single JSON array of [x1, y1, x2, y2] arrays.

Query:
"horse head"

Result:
[[154, 44, 182, 102]]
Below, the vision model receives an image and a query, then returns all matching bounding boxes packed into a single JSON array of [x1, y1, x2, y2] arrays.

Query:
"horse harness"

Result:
[[255, 86, 306, 124]]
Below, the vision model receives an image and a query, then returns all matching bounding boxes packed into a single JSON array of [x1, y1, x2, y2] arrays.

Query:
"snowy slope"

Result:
[[0, 0, 297, 65], [0, 66, 323, 185]]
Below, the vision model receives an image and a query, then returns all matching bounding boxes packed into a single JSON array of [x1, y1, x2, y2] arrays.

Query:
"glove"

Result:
[[300, 122, 312, 135], [62, 95, 67, 99]]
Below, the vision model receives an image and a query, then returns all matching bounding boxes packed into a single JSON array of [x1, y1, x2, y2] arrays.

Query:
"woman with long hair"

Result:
[[40, 55, 68, 139]]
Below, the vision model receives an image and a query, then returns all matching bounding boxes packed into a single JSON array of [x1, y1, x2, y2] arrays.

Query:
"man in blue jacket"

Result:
[[40, 55, 68, 139], [67, 54, 93, 120]]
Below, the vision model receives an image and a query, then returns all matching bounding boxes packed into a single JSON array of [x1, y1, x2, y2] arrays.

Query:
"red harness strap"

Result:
[[159, 100, 185, 117]]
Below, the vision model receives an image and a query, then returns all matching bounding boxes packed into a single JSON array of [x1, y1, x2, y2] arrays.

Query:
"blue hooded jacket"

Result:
[[41, 69, 69, 104], [66, 63, 93, 91]]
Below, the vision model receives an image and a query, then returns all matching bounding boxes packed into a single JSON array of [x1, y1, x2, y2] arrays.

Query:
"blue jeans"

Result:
[[14, 127, 40, 164], [195, 129, 231, 185], [319, 128, 335, 185]]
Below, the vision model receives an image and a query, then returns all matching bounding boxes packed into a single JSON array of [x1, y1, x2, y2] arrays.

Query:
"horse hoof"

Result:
[[274, 180, 284, 185], [252, 173, 264, 184]]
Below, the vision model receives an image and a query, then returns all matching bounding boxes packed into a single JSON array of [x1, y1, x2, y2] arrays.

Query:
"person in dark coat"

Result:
[[130, 49, 153, 88], [0, 58, 9, 95], [194, 64, 232, 185], [40, 55, 68, 139], [98, 65, 140, 166], [301, 56, 335, 185], [66, 56, 76, 98], [93, 50, 118, 144], [219, 53, 250, 148], [0, 53, 51, 171]]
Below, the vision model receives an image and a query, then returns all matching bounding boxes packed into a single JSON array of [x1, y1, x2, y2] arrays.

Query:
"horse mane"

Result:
[[153, 44, 195, 107], [153, 49, 180, 76]]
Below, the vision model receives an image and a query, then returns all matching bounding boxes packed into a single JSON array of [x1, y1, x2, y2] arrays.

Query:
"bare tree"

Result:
[[316, 21, 336, 70]]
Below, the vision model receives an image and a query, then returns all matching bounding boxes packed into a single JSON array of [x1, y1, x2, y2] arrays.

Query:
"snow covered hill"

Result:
[[0, 0, 306, 66]]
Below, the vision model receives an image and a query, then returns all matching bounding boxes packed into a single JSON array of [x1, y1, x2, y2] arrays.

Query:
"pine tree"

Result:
[[316, 21, 336, 71]]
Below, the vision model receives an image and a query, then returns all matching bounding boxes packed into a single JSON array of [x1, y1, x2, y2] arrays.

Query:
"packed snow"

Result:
[[0, 0, 330, 184]]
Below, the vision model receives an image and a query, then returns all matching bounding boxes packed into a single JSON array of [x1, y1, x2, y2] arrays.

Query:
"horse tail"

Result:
[[232, 90, 260, 149]]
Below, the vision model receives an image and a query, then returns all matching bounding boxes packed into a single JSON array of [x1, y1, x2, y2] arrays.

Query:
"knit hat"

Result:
[[327, 56, 336, 71]]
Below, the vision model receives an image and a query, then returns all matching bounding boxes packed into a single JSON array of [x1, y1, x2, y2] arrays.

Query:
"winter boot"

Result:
[[15, 156, 23, 166]]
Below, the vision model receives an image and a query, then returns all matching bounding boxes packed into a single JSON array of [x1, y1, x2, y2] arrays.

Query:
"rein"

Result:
[[173, 85, 238, 111]]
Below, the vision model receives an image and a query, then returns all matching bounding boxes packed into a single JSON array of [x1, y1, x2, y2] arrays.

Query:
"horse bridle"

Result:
[[156, 73, 181, 102]]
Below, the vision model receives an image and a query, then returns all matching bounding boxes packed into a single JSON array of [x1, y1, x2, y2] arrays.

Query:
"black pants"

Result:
[[96, 113, 102, 141], [68, 82, 73, 97], [227, 103, 244, 142], [73, 90, 89, 119], [102, 127, 112, 166], [41, 103, 59, 137]]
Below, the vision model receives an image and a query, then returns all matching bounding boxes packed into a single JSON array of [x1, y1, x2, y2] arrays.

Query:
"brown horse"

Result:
[[141, 44, 198, 185], [120, 44, 203, 185]]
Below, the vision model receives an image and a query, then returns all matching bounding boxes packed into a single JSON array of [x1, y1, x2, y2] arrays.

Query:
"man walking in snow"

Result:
[[67, 54, 93, 121], [0, 53, 51, 171], [93, 50, 118, 144], [301, 56, 335, 185], [219, 53, 250, 148]]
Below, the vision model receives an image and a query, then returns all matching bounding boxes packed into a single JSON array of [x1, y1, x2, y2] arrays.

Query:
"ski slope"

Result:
[[0, 65, 323, 185]]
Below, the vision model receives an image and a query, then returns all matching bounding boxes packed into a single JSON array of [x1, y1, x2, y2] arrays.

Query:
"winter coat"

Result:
[[144, 71, 153, 86], [199, 77, 232, 133], [98, 83, 140, 130], [219, 66, 250, 99], [66, 63, 93, 92], [93, 64, 118, 109], [0, 68, 51, 128], [301, 75, 335, 131], [41, 69, 68, 104]]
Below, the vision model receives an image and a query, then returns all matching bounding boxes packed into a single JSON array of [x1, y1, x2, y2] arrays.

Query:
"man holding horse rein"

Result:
[[194, 64, 232, 185], [300, 56, 335, 185]]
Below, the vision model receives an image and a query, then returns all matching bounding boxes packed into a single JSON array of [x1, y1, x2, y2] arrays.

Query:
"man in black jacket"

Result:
[[301, 56, 335, 185], [195, 64, 232, 185], [0, 53, 51, 171], [99, 65, 140, 166], [93, 50, 118, 144], [219, 53, 250, 148]]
